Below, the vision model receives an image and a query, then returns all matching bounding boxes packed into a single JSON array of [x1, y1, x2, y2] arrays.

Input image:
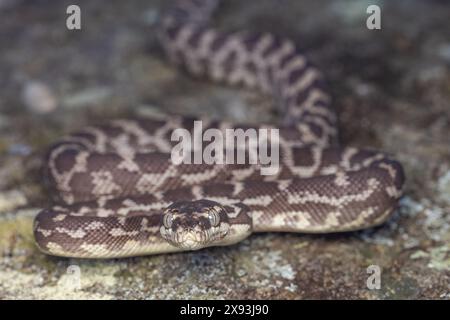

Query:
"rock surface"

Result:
[[0, 0, 449, 299]]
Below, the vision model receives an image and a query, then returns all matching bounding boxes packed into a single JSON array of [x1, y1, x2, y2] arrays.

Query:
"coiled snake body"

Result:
[[33, 0, 405, 258]]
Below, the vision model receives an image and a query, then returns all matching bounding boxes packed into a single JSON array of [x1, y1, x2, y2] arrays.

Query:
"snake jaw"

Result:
[[178, 229, 208, 250], [182, 232, 197, 249]]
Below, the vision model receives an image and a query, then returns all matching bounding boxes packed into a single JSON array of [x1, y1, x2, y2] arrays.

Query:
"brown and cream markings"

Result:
[[33, 0, 405, 258]]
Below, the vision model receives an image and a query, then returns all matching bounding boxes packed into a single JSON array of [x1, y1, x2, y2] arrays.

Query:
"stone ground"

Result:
[[0, 0, 449, 299]]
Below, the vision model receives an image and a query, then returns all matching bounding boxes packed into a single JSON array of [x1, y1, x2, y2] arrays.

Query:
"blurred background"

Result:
[[0, 0, 449, 299]]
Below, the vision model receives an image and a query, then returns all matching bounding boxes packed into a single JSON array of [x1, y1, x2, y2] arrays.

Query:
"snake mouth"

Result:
[[178, 232, 204, 250], [171, 230, 208, 250], [159, 226, 209, 250]]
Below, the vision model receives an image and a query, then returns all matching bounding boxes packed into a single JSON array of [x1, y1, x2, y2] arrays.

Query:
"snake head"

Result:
[[160, 199, 230, 250]]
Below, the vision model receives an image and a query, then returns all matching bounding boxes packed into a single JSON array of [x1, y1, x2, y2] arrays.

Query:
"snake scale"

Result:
[[33, 0, 405, 258]]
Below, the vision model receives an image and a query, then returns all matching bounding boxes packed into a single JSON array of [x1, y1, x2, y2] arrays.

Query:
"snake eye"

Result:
[[163, 213, 173, 228], [208, 210, 220, 227]]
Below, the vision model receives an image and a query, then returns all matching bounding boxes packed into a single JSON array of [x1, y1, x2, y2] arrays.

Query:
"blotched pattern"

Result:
[[33, 0, 405, 258]]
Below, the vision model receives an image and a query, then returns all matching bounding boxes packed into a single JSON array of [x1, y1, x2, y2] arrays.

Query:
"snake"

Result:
[[33, 0, 405, 258]]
